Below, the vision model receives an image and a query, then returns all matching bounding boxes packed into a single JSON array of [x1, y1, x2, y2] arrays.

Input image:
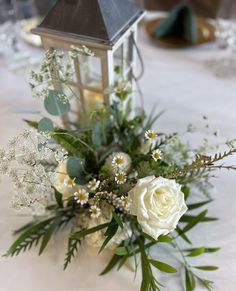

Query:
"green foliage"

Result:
[[167, 149, 236, 180], [24, 119, 39, 129], [44, 90, 70, 116], [114, 246, 130, 256], [178, 210, 208, 236], [70, 223, 110, 241], [185, 268, 196, 291], [67, 157, 88, 185], [64, 237, 80, 270], [186, 247, 206, 257], [39, 216, 62, 255], [54, 189, 64, 209], [187, 199, 213, 210], [5, 217, 55, 257], [100, 254, 122, 275], [194, 266, 218, 271], [99, 219, 118, 253], [5, 202, 76, 258], [175, 226, 192, 245], [112, 211, 123, 229], [149, 260, 177, 273], [139, 238, 162, 291], [38, 117, 54, 132], [180, 214, 218, 223], [51, 131, 85, 156]]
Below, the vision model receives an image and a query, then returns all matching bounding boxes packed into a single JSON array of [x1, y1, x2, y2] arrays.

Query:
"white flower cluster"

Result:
[[105, 152, 132, 187], [30, 49, 75, 101], [0, 130, 68, 214], [92, 191, 131, 213]]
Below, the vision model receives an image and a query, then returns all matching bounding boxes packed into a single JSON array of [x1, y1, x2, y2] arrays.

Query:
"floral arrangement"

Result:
[[1, 47, 236, 291]]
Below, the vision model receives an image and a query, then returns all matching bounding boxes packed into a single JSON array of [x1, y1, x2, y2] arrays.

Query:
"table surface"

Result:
[[0, 15, 236, 291]]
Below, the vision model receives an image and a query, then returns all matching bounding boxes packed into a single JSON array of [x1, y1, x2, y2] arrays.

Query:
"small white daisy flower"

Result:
[[74, 189, 89, 205], [112, 155, 125, 168], [105, 152, 132, 174], [152, 149, 162, 161], [87, 179, 100, 191], [145, 130, 158, 142], [90, 205, 101, 218], [122, 196, 131, 212], [115, 172, 127, 185], [63, 177, 76, 188]]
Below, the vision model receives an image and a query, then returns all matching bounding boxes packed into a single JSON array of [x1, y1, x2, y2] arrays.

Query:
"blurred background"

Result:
[[0, 0, 235, 22]]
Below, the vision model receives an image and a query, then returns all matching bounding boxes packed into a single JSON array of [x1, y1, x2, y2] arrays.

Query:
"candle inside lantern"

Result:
[[83, 90, 104, 112]]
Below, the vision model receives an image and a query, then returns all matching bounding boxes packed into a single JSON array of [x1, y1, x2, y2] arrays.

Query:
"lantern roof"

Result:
[[34, 0, 144, 45]]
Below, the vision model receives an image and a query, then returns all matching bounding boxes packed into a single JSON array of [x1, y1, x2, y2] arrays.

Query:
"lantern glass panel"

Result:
[[83, 89, 104, 112], [78, 55, 102, 89], [62, 84, 79, 100]]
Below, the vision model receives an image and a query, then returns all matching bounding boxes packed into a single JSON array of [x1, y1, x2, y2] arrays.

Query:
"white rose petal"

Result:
[[128, 176, 187, 240]]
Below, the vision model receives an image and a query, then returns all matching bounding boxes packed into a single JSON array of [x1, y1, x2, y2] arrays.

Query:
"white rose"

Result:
[[128, 176, 187, 240]]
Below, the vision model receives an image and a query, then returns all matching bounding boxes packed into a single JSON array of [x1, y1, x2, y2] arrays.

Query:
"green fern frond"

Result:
[[64, 237, 80, 270], [4, 217, 54, 257]]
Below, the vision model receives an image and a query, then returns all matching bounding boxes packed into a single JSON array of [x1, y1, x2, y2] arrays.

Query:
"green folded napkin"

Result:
[[152, 3, 197, 44]]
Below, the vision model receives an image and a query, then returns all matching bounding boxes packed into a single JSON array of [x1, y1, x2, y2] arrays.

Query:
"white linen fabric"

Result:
[[0, 14, 236, 291]]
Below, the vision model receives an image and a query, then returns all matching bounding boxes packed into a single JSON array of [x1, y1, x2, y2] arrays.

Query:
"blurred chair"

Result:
[[144, 0, 221, 18]]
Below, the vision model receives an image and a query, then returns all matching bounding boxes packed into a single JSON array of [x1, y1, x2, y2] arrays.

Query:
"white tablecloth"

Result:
[[0, 15, 236, 291]]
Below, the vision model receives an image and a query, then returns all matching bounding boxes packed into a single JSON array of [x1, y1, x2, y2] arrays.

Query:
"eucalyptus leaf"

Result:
[[38, 117, 54, 132], [92, 122, 103, 147], [67, 157, 87, 185], [44, 90, 70, 116]]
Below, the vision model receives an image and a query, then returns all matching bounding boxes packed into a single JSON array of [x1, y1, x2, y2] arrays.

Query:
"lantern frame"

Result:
[[32, 1, 145, 118]]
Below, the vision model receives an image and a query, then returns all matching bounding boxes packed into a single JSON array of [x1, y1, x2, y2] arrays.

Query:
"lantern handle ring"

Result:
[[130, 32, 144, 81]]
